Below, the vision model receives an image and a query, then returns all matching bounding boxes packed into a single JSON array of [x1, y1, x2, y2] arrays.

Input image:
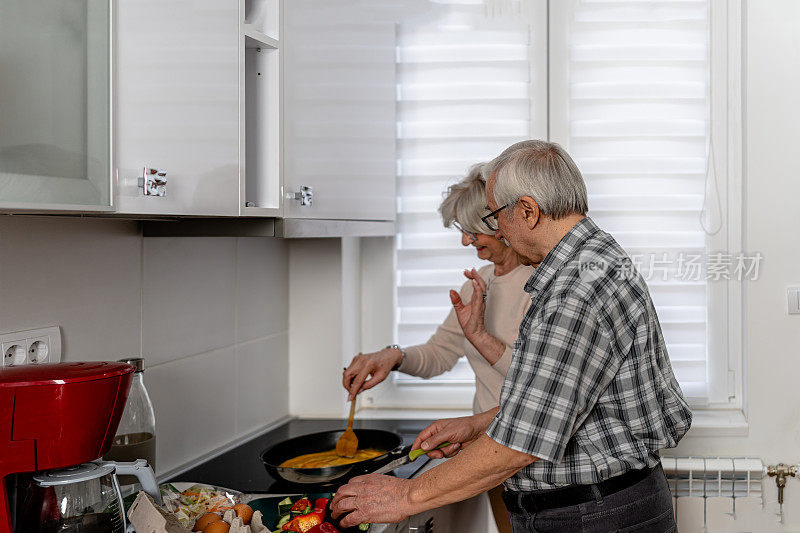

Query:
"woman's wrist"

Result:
[[385, 344, 406, 370], [469, 332, 505, 365]]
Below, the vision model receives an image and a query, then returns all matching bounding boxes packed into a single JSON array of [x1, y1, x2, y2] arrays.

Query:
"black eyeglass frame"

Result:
[[481, 204, 508, 232]]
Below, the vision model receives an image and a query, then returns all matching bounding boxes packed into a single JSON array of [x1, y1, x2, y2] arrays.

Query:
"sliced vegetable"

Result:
[[313, 498, 330, 511], [276, 514, 293, 529], [285, 513, 323, 532], [277, 497, 294, 516], [307, 524, 339, 533], [358, 524, 370, 531], [291, 498, 312, 515]]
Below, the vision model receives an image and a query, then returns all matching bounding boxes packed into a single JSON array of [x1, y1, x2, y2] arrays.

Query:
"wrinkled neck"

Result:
[[493, 245, 523, 277]]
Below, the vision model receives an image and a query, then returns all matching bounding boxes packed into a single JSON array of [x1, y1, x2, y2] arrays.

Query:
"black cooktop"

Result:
[[166, 418, 436, 494]]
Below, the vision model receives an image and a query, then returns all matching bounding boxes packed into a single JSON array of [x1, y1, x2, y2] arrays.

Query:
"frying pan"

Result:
[[260, 429, 406, 484]]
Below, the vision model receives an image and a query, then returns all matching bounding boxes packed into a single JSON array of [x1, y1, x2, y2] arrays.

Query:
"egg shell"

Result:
[[203, 520, 231, 533], [194, 512, 222, 532], [233, 503, 254, 525]]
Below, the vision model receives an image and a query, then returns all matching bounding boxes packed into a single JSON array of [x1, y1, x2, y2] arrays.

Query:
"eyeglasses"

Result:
[[452, 221, 477, 242], [481, 204, 508, 232]]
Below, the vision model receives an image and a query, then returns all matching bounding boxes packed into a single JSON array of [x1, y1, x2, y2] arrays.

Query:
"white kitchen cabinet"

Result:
[[282, 0, 397, 221], [0, 1, 112, 212], [115, 0, 242, 216], [2, 0, 397, 224]]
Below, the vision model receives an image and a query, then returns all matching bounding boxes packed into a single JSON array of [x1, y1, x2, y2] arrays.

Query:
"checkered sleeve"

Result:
[[486, 294, 618, 463]]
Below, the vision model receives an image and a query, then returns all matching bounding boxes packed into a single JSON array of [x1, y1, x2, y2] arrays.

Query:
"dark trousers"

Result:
[[507, 465, 676, 533]]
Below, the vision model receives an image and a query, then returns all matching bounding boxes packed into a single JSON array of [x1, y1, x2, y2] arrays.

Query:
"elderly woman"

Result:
[[342, 163, 534, 533]]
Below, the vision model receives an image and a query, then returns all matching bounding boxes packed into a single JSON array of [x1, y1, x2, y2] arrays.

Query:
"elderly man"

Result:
[[332, 140, 691, 532]]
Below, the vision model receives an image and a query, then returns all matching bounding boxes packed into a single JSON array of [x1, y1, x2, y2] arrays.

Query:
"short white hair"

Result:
[[438, 163, 491, 235], [485, 140, 588, 219]]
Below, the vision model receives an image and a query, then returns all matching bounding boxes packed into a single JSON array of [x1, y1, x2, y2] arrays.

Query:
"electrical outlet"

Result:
[[0, 327, 62, 366], [2, 343, 26, 366], [27, 337, 50, 364]]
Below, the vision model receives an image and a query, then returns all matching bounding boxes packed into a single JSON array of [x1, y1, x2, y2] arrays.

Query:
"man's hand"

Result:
[[333, 433, 537, 527], [411, 409, 498, 459], [342, 348, 403, 401], [450, 269, 505, 364], [330, 474, 415, 528]]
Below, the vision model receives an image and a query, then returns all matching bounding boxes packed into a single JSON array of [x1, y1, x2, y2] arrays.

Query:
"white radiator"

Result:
[[661, 457, 792, 532]]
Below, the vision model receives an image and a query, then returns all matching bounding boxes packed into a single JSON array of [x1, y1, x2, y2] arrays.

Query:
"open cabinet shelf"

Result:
[[244, 25, 279, 49], [239, 0, 281, 216]]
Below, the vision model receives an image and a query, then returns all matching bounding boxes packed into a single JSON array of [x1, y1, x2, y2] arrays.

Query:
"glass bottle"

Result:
[[104, 358, 156, 487]]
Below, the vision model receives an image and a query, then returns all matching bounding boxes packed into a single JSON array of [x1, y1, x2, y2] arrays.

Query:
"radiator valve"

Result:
[[767, 463, 797, 505]]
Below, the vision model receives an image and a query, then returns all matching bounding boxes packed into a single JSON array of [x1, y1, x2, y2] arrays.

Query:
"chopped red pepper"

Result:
[[285, 511, 324, 533], [291, 498, 312, 514], [314, 498, 330, 511], [307, 523, 339, 533]]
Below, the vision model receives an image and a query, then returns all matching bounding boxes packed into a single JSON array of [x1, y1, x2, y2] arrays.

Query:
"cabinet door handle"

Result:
[[289, 185, 313, 206], [138, 166, 167, 196]]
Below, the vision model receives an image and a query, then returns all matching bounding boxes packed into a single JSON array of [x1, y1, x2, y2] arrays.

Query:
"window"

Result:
[[372, 0, 742, 418]]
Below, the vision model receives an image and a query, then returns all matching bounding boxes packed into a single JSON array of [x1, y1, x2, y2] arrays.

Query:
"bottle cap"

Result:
[[118, 357, 144, 372]]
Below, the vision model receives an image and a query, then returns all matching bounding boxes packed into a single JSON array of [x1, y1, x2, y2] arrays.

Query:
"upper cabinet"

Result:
[[282, 0, 396, 221], [0, 0, 397, 225], [115, 0, 241, 216], [0, 1, 112, 212]]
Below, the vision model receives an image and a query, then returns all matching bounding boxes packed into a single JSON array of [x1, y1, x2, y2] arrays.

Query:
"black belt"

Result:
[[502, 466, 658, 514]]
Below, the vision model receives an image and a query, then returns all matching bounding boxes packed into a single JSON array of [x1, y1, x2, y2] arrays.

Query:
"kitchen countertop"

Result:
[[166, 418, 436, 493]]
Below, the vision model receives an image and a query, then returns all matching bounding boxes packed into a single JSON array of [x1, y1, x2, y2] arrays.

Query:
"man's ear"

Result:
[[517, 196, 539, 229]]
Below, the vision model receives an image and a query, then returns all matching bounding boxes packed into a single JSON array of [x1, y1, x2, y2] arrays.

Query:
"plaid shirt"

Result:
[[486, 217, 692, 491]]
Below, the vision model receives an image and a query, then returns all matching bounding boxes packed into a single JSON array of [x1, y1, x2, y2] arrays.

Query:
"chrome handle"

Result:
[[138, 166, 167, 196], [289, 185, 313, 206]]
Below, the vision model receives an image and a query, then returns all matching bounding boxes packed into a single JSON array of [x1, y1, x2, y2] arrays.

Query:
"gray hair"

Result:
[[438, 163, 491, 235], [485, 140, 588, 219]]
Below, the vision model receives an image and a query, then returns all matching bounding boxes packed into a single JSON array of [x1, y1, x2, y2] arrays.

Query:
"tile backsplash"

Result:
[[0, 216, 290, 476]]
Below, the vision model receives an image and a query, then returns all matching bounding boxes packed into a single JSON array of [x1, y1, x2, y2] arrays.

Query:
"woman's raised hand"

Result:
[[450, 269, 505, 365], [450, 268, 489, 343], [342, 348, 403, 401]]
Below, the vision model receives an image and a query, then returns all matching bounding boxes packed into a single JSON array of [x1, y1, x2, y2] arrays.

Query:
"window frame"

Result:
[[548, 0, 744, 427], [363, 0, 746, 432]]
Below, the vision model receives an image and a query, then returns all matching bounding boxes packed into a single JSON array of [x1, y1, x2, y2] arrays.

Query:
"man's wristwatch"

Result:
[[386, 344, 406, 370]]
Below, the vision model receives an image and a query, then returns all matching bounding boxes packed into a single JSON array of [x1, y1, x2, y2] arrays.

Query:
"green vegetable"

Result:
[[408, 441, 451, 461], [277, 497, 294, 516], [358, 524, 370, 531], [276, 514, 292, 528]]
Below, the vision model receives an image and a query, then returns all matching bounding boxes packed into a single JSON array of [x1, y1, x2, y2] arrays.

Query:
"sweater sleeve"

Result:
[[490, 344, 514, 378], [397, 279, 473, 378]]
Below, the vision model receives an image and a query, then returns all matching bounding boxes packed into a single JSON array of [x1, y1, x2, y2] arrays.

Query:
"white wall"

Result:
[[0, 216, 290, 477], [667, 0, 800, 525]]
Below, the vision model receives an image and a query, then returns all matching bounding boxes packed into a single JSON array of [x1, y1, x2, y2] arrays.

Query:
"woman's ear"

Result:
[[517, 196, 539, 229]]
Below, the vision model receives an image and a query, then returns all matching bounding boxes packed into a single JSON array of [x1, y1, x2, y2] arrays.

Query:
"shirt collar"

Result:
[[523, 217, 600, 295]]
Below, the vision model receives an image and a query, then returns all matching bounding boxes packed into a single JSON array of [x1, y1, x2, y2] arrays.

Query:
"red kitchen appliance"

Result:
[[0, 362, 138, 533]]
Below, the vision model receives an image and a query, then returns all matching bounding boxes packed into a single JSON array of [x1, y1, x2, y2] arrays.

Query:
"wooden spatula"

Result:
[[336, 398, 358, 458]]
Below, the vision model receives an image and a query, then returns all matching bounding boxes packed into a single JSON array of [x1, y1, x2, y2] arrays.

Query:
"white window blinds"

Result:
[[395, 1, 540, 387], [550, 0, 711, 402], [392, 0, 727, 408]]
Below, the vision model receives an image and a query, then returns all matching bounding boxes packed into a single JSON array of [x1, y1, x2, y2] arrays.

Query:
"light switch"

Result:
[[788, 287, 800, 315]]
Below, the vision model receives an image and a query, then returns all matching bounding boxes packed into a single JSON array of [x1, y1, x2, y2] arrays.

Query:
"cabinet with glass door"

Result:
[[0, 1, 112, 212]]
